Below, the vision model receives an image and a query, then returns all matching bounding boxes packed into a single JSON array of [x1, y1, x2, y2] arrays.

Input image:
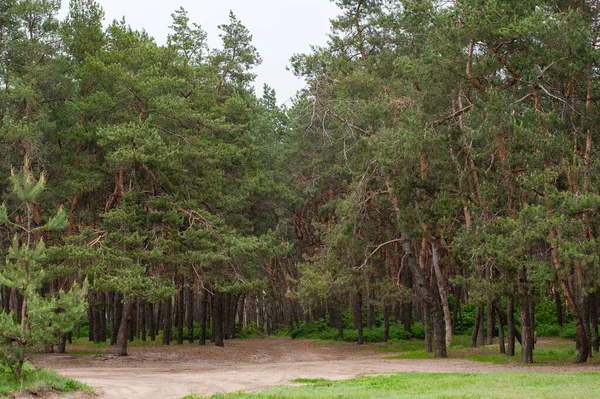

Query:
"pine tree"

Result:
[[0, 159, 86, 377]]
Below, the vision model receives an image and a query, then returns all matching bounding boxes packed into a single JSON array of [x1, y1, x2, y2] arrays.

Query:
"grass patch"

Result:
[[292, 378, 332, 385], [0, 366, 90, 397], [382, 336, 600, 365], [182, 372, 600, 399]]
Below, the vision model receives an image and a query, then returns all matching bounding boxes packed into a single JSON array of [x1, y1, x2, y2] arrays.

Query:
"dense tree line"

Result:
[[287, 0, 600, 364], [1, 0, 599, 370]]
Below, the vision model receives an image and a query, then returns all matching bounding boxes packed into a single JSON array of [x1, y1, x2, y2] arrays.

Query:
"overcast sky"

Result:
[[58, 0, 340, 105]]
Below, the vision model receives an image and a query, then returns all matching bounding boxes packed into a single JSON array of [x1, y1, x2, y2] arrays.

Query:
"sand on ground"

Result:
[[33, 337, 600, 399]]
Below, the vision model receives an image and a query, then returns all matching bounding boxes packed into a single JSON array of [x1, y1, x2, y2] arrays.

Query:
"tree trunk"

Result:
[[57, 333, 67, 354], [128, 301, 135, 342], [162, 297, 172, 345], [93, 304, 102, 344], [87, 306, 94, 342], [140, 300, 146, 342], [520, 301, 533, 363], [237, 295, 245, 332], [148, 302, 156, 341], [431, 240, 452, 348], [111, 292, 122, 345], [226, 294, 237, 339], [477, 306, 485, 346], [471, 305, 482, 348], [497, 309, 505, 354], [199, 290, 208, 345], [494, 301, 522, 344], [135, 298, 141, 339], [100, 297, 107, 342], [507, 298, 515, 357], [383, 302, 390, 342], [222, 294, 231, 339], [487, 300, 495, 345], [1, 286, 9, 314], [177, 277, 184, 345], [367, 302, 375, 329], [114, 301, 132, 356], [423, 302, 433, 353], [431, 295, 447, 358], [591, 292, 599, 353], [353, 288, 364, 345], [212, 291, 224, 347], [186, 282, 194, 343]]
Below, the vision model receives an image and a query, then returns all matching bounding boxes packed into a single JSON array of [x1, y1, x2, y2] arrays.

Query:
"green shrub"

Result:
[[411, 322, 425, 339], [537, 324, 560, 337], [292, 318, 415, 343], [558, 322, 577, 340]]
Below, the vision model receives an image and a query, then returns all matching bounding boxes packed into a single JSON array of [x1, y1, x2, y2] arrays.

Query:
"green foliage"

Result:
[[291, 318, 413, 343], [0, 364, 90, 395], [0, 162, 86, 377]]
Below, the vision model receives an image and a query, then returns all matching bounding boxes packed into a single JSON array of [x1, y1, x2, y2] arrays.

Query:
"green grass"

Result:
[[381, 336, 600, 365], [0, 366, 90, 398], [181, 373, 600, 399]]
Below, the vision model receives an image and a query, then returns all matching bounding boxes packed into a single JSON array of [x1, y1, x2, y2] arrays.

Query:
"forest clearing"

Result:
[[32, 338, 599, 399]]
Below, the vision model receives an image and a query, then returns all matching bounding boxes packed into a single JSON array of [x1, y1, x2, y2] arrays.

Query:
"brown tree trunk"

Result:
[[431, 287, 447, 358], [353, 288, 364, 345], [383, 302, 391, 342], [162, 297, 172, 345], [114, 302, 132, 356], [93, 299, 103, 344], [140, 300, 147, 342], [111, 292, 122, 345], [401, 266, 413, 333], [497, 309, 505, 354], [237, 295, 245, 332], [1, 286, 10, 314], [212, 291, 224, 347], [148, 302, 156, 341], [423, 302, 432, 353], [520, 302, 533, 363], [519, 268, 534, 364], [228, 294, 237, 339], [471, 306, 482, 348], [506, 298, 515, 357], [487, 300, 495, 345], [431, 240, 452, 348], [87, 306, 94, 342], [199, 290, 208, 345], [477, 307, 485, 347], [186, 282, 194, 343], [128, 300, 136, 342], [176, 276, 184, 345], [57, 333, 67, 354], [589, 292, 598, 353]]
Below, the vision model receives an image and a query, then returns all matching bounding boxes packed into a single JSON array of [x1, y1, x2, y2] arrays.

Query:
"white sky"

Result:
[[59, 0, 340, 105]]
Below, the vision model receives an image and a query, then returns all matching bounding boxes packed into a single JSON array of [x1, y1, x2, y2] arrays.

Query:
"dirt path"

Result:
[[34, 338, 600, 399]]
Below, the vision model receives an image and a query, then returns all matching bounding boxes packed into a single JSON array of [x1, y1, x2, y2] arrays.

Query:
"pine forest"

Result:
[[1, 1, 600, 398]]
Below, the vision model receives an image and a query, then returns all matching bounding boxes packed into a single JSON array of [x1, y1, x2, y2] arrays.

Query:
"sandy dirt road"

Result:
[[34, 338, 600, 399]]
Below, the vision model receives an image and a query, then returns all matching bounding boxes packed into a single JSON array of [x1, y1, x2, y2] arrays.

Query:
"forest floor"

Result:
[[33, 337, 600, 399]]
